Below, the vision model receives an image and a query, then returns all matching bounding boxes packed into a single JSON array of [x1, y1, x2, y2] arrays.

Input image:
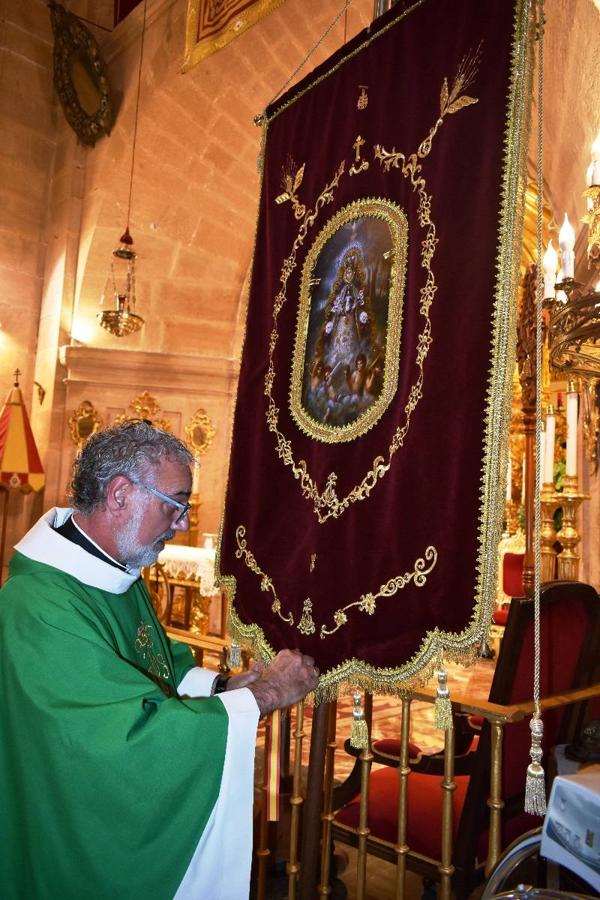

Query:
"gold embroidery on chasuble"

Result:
[[135, 622, 170, 681], [290, 198, 406, 444]]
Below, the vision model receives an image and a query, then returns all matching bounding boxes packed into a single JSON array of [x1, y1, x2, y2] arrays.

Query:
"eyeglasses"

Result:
[[133, 481, 191, 524]]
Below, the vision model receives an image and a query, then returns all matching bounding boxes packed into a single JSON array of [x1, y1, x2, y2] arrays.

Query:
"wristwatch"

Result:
[[211, 674, 231, 695]]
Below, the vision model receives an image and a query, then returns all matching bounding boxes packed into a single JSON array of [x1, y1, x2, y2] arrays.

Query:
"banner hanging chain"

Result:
[[254, 0, 354, 125], [525, 0, 546, 816]]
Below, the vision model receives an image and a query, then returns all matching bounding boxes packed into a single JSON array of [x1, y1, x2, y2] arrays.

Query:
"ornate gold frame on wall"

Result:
[[68, 401, 103, 450], [48, 1, 113, 147], [185, 408, 216, 456], [114, 393, 173, 432]]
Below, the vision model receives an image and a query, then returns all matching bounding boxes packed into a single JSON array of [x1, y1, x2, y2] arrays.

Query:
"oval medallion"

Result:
[[290, 198, 408, 443]]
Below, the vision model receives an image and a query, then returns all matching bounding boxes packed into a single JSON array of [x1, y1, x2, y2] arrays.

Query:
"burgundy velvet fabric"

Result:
[[499, 595, 590, 799], [220, 0, 522, 675], [502, 552, 525, 597], [336, 766, 471, 859]]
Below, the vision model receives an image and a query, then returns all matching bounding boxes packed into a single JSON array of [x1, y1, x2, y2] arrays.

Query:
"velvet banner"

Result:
[[218, 0, 533, 698], [183, 0, 283, 69]]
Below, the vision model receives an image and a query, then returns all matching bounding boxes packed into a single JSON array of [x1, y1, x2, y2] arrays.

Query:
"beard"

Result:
[[115, 504, 176, 570]]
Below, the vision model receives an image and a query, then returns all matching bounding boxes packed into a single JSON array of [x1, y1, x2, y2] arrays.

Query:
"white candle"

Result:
[[542, 240, 558, 299], [566, 385, 578, 477], [591, 133, 600, 186], [559, 213, 575, 279], [192, 458, 201, 494], [506, 453, 512, 502], [544, 411, 555, 485]]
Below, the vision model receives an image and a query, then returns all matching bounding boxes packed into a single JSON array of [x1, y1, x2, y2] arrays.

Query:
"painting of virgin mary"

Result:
[[300, 216, 393, 431]]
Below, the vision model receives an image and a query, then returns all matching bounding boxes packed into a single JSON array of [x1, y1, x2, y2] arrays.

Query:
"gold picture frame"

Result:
[[49, 1, 113, 147], [68, 400, 103, 449]]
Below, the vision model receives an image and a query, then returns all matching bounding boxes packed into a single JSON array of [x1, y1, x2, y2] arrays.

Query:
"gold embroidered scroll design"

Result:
[[235, 526, 294, 625], [265, 50, 481, 523], [135, 622, 170, 680], [321, 546, 438, 637], [235, 525, 438, 639]]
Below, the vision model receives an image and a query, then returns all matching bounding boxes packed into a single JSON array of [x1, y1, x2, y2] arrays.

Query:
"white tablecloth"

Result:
[[158, 544, 219, 597]]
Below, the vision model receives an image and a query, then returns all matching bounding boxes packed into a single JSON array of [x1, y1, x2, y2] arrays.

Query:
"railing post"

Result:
[[486, 720, 505, 876]]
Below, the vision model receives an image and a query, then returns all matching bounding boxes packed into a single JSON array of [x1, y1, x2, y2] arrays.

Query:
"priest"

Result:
[[0, 420, 318, 899]]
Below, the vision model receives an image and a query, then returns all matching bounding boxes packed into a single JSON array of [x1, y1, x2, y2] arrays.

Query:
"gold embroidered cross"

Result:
[[350, 135, 369, 176]]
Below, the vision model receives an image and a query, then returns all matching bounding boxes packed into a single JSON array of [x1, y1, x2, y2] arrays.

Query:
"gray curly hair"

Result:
[[69, 420, 193, 514]]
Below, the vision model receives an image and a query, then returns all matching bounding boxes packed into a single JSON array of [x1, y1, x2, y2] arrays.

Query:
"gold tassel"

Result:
[[229, 641, 241, 669], [350, 690, 369, 750], [524, 714, 547, 815], [434, 666, 452, 730]]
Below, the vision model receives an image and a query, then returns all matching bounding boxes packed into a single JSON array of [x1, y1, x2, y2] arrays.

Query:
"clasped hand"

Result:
[[227, 649, 319, 716]]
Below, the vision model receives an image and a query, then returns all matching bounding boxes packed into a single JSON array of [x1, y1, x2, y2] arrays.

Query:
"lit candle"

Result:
[[505, 453, 512, 502], [544, 409, 555, 485], [192, 458, 201, 494], [566, 383, 578, 477], [542, 240, 558, 299], [591, 132, 600, 186], [559, 213, 575, 279]]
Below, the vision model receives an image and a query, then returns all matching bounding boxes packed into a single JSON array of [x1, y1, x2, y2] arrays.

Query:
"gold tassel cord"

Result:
[[350, 690, 369, 750], [525, 710, 546, 815], [229, 640, 242, 669], [434, 665, 452, 731], [525, 0, 546, 816]]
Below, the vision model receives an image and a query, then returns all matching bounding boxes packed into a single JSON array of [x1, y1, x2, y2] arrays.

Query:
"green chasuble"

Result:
[[0, 521, 233, 898]]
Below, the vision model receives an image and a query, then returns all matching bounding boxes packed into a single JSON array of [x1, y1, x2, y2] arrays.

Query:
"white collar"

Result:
[[14, 508, 140, 594]]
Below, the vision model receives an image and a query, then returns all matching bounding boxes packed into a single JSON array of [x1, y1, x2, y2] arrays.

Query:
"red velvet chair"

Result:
[[332, 581, 600, 899]]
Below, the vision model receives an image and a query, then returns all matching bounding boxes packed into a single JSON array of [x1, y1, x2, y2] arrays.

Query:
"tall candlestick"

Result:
[[521, 455, 526, 505], [542, 240, 558, 299], [544, 408, 555, 485], [559, 213, 575, 279], [566, 383, 578, 477], [505, 452, 512, 502]]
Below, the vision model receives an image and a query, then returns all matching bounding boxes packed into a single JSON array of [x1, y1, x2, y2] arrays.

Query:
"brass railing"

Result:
[[255, 681, 600, 900]]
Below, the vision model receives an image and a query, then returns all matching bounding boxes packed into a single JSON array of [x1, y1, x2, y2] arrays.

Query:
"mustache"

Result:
[[156, 530, 176, 544]]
